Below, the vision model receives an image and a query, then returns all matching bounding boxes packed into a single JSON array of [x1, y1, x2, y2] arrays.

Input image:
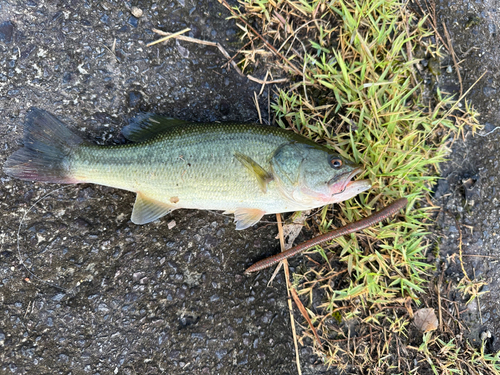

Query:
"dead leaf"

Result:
[[414, 308, 438, 332], [279, 210, 309, 249]]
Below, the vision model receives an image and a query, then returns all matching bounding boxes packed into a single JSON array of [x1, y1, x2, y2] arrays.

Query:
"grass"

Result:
[[218, 0, 500, 373]]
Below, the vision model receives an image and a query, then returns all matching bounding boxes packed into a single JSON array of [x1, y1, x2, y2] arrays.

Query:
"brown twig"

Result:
[[441, 21, 463, 96], [277, 213, 302, 375], [414, 0, 449, 52], [436, 272, 443, 332], [149, 28, 245, 76], [247, 75, 288, 85], [453, 214, 470, 283], [289, 283, 323, 347], [253, 91, 263, 124], [473, 268, 482, 323], [147, 28, 191, 46]]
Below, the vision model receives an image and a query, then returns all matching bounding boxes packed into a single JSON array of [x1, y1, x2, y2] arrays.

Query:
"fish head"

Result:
[[270, 142, 371, 207]]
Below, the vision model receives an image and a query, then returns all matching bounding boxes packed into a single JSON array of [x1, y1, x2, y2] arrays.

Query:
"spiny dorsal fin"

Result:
[[233, 208, 266, 230], [131, 192, 177, 224], [234, 152, 273, 193], [122, 114, 189, 142]]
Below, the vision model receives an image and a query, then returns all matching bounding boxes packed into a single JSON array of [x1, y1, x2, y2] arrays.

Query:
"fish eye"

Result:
[[330, 157, 343, 169]]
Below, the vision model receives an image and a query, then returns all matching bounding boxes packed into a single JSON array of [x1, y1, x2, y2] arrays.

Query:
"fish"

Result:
[[4, 108, 371, 230]]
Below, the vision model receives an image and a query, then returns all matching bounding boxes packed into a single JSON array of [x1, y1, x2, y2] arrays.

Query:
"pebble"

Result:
[[0, 21, 14, 43], [483, 86, 497, 97], [128, 90, 142, 108], [130, 6, 143, 18], [128, 16, 139, 28]]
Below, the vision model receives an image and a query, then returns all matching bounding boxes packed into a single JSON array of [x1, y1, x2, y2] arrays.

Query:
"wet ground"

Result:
[[432, 0, 500, 353], [1, 0, 500, 374]]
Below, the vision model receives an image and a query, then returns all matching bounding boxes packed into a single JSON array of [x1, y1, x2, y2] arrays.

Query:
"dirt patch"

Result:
[[431, 0, 500, 354]]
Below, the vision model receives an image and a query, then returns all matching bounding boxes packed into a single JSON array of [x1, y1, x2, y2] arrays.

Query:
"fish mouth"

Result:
[[328, 166, 372, 199], [329, 167, 363, 194]]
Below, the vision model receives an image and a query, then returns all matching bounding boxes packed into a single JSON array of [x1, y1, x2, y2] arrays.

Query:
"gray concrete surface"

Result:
[[0, 1, 322, 374], [3, 0, 500, 374]]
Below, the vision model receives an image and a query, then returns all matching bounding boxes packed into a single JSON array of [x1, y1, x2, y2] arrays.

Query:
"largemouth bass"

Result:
[[4, 108, 371, 229]]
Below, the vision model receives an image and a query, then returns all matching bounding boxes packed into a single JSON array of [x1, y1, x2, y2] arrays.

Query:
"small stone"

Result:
[[0, 21, 14, 43], [219, 100, 230, 116], [62, 72, 72, 83], [480, 330, 491, 341], [52, 293, 65, 302], [130, 6, 143, 18], [128, 91, 142, 108], [483, 86, 497, 97], [128, 16, 139, 28], [100, 14, 110, 24]]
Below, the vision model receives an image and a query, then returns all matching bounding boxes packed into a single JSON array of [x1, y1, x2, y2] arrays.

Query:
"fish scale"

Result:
[[73, 124, 291, 210]]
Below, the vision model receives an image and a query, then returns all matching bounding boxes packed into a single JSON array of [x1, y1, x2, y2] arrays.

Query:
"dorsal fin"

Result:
[[122, 114, 189, 142]]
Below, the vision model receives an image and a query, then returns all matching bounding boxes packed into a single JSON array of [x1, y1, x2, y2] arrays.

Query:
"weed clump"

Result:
[[221, 0, 498, 372]]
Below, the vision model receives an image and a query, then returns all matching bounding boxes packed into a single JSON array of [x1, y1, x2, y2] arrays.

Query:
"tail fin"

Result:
[[4, 108, 83, 183]]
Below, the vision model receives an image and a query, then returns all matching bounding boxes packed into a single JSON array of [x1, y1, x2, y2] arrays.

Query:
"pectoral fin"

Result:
[[131, 193, 176, 224], [234, 152, 273, 193], [234, 208, 266, 230]]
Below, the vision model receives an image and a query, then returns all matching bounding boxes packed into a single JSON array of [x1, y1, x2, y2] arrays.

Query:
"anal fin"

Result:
[[131, 193, 176, 225], [234, 208, 266, 230]]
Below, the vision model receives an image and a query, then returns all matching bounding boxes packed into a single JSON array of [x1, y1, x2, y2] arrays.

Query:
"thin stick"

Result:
[[455, 214, 470, 283], [17, 187, 70, 292], [267, 86, 271, 126], [474, 268, 483, 323], [102, 39, 118, 62], [277, 213, 302, 375], [248, 75, 288, 85], [147, 28, 191, 46], [289, 281, 322, 347], [253, 92, 263, 125], [275, 213, 322, 348], [442, 21, 463, 96], [436, 274, 443, 332], [150, 28, 244, 76], [258, 71, 269, 96]]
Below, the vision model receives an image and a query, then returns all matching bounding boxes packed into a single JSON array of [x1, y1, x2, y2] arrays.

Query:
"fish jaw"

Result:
[[326, 166, 371, 203], [328, 167, 363, 194], [328, 179, 372, 204], [287, 170, 370, 208]]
